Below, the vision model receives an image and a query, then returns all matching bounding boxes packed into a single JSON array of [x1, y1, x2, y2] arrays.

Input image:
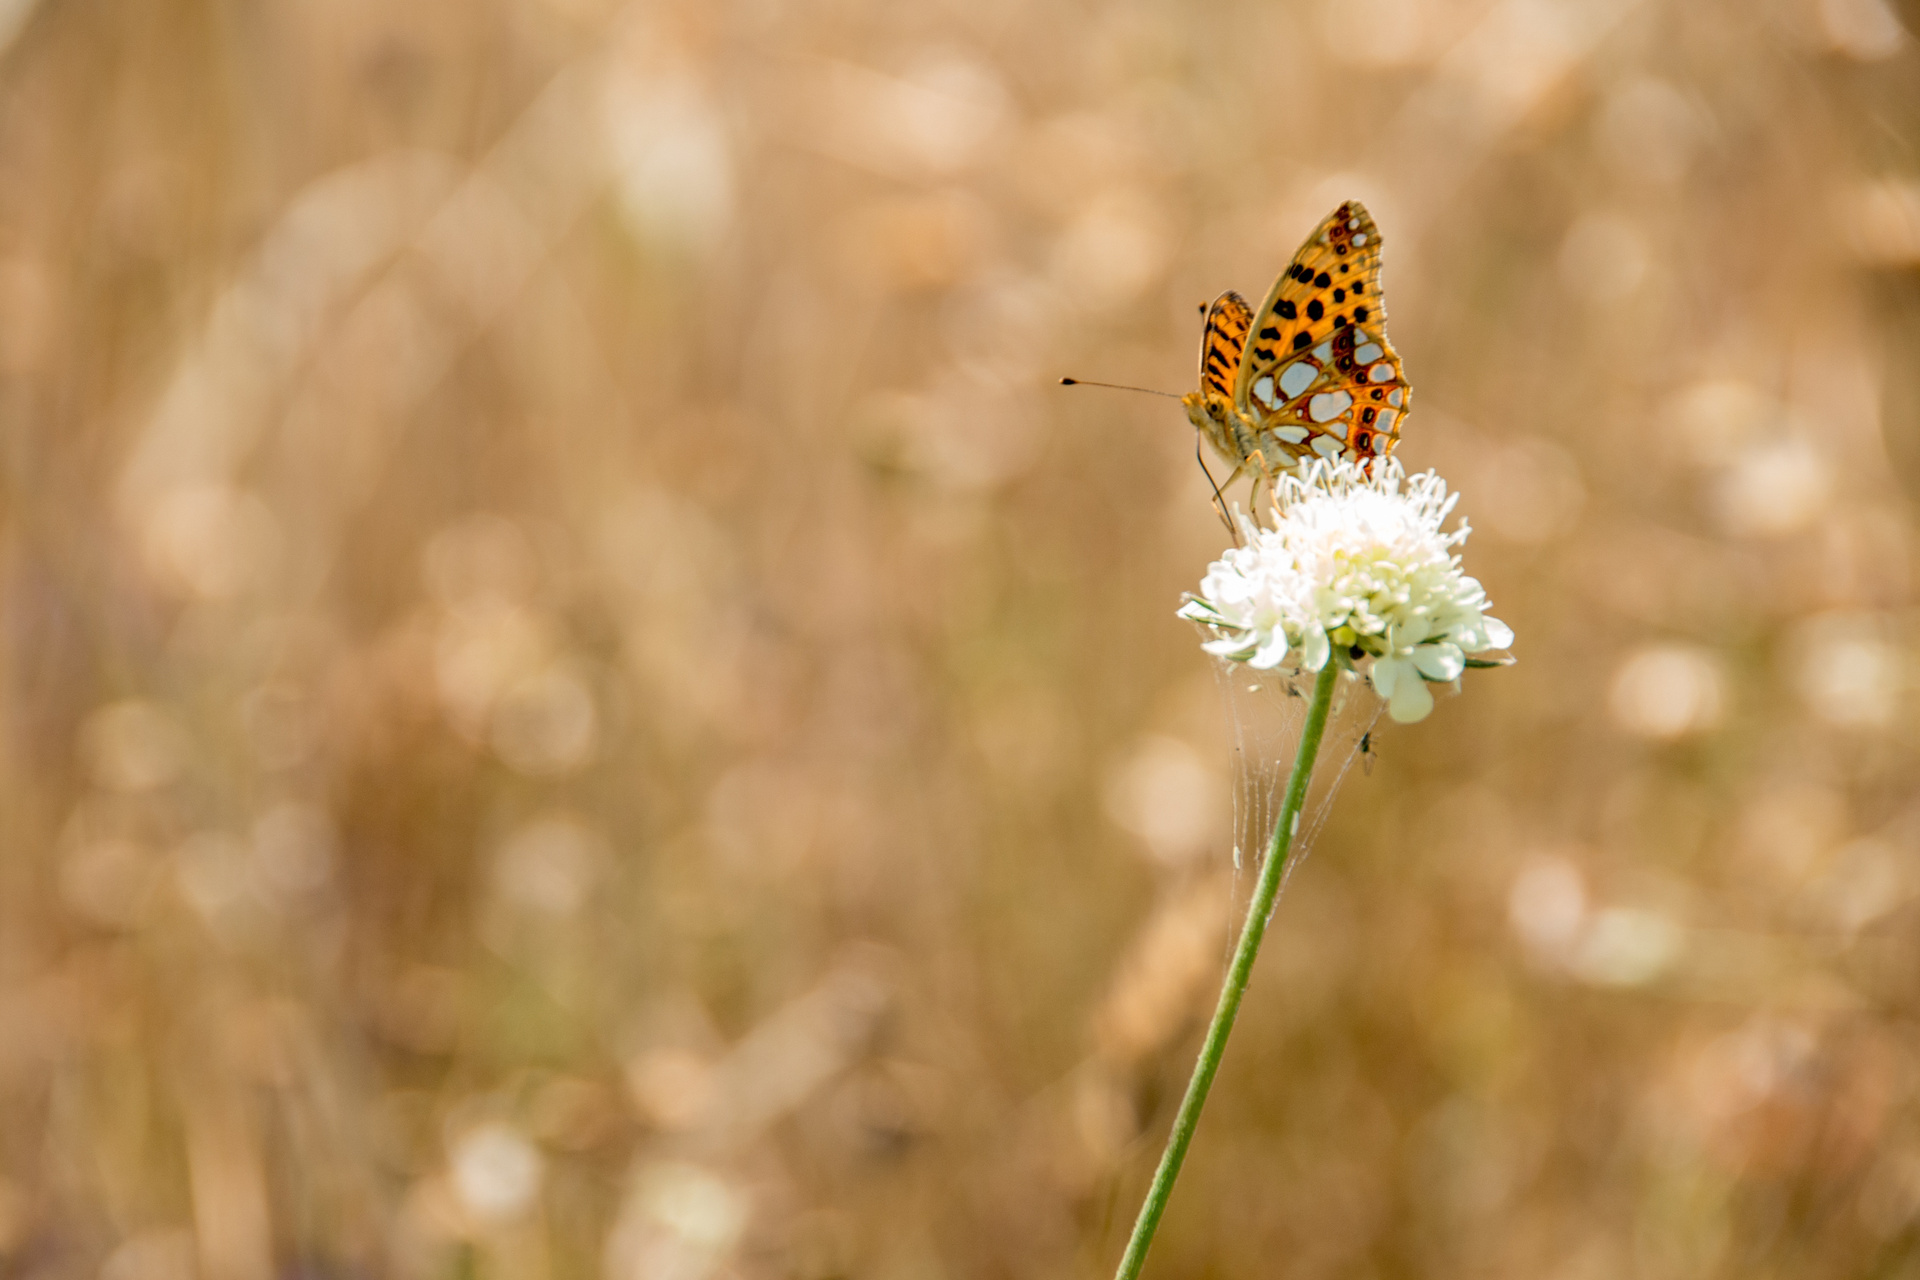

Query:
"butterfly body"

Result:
[[1184, 201, 1411, 479]]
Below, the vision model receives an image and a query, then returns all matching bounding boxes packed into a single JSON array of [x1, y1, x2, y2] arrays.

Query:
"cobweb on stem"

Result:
[[1215, 660, 1380, 893]]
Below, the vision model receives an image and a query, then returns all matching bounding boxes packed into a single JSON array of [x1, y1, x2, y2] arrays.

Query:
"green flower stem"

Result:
[[1112, 658, 1341, 1280]]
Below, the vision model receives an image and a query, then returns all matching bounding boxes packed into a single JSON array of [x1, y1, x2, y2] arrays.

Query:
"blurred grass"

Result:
[[2, 0, 1920, 1277]]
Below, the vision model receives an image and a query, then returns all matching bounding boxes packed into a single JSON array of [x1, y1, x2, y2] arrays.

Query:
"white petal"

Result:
[[1370, 656, 1403, 699], [1414, 643, 1465, 682], [1202, 634, 1253, 659], [1204, 574, 1253, 607], [1389, 616, 1433, 650], [1300, 626, 1331, 672], [1482, 616, 1515, 649], [1388, 673, 1435, 722], [1248, 632, 1291, 669]]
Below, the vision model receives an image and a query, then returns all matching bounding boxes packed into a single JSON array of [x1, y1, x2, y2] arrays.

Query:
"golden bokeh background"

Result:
[[3, 0, 1919, 1276]]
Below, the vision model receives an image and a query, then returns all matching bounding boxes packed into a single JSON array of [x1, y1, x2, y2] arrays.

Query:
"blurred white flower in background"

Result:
[[1102, 734, 1225, 868], [1179, 458, 1512, 722], [1713, 434, 1834, 536], [450, 1122, 544, 1225], [1609, 644, 1725, 739], [1508, 854, 1589, 958], [1789, 612, 1907, 728], [605, 1161, 748, 1280], [1573, 906, 1684, 987], [1508, 854, 1686, 988], [602, 65, 734, 254]]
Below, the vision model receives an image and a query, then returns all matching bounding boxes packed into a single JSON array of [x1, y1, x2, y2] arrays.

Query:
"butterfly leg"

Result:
[[1194, 435, 1240, 542], [1246, 450, 1281, 522]]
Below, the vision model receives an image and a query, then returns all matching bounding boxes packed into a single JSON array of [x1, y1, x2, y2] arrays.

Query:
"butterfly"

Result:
[[1182, 201, 1410, 481]]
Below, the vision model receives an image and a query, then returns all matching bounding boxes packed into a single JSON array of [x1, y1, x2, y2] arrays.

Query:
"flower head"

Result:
[[1178, 457, 1512, 722]]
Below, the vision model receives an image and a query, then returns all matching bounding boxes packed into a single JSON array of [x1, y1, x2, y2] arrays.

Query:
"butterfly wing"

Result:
[[1232, 201, 1410, 466], [1199, 291, 1253, 397], [1183, 291, 1259, 474]]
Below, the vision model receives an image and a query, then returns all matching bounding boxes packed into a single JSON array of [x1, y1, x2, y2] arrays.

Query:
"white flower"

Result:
[[1178, 457, 1512, 723]]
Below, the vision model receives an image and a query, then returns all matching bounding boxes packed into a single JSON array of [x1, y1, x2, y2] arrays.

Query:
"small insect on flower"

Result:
[[1177, 457, 1513, 723]]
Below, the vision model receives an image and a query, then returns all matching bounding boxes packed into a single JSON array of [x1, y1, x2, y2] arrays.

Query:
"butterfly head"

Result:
[[1180, 388, 1218, 431], [1183, 388, 1241, 461]]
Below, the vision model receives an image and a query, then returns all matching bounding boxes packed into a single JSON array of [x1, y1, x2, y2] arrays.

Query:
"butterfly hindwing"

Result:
[[1232, 201, 1410, 465]]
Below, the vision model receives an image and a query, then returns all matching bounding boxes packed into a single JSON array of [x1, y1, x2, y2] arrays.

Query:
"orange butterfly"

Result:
[[1183, 201, 1411, 480]]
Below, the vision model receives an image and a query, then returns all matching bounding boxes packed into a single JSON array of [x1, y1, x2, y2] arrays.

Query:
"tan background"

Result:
[[2, 0, 1919, 1276]]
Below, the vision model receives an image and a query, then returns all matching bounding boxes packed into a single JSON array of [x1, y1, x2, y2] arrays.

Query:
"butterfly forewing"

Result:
[[1198, 292, 1252, 398], [1231, 201, 1410, 464]]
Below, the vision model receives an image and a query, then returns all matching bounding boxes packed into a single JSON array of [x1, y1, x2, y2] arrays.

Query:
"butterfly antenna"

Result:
[[1058, 377, 1182, 400]]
